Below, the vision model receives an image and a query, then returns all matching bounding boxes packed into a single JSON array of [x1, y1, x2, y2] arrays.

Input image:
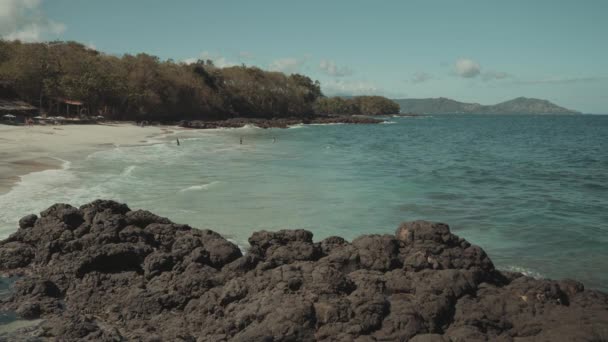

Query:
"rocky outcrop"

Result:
[[179, 115, 382, 129], [0, 201, 606, 341]]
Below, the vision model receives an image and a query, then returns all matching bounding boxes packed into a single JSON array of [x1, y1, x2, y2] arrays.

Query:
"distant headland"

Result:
[[393, 97, 581, 115]]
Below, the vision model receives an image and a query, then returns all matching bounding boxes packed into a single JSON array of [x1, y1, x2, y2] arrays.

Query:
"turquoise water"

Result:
[[0, 115, 607, 290]]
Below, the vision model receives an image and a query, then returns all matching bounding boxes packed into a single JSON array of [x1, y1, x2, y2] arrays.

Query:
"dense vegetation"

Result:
[[0, 40, 399, 120], [314, 96, 400, 116]]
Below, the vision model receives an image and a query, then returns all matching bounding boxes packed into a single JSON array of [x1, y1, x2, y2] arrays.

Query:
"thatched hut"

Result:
[[52, 98, 87, 117]]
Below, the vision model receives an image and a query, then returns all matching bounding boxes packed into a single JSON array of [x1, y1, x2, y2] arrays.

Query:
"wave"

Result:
[[121, 165, 137, 177], [227, 238, 249, 255], [0, 156, 125, 239], [381, 121, 397, 124], [49, 157, 72, 171], [287, 123, 306, 129], [180, 137, 206, 142], [307, 123, 345, 126], [502, 265, 544, 279], [227, 124, 264, 131], [0, 159, 78, 239], [178, 181, 221, 193]]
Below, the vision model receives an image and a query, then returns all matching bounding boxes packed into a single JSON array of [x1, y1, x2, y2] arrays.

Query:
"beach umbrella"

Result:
[[3, 114, 16, 118]]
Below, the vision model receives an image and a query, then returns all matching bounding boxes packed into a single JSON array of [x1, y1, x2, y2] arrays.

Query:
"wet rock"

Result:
[[18, 214, 37, 229], [126, 209, 172, 227], [0, 241, 35, 269], [352, 234, 401, 271], [143, 251, 174, 279], [318, 236, 347, 255], [15, 301, 41, 319], [249, 229, 321, 266], [39, 203, 85, 230], [0, 201, 606, 341]]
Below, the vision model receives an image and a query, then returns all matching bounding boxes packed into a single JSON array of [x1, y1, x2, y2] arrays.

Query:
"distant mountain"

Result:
[[393, 97, 581, 115]]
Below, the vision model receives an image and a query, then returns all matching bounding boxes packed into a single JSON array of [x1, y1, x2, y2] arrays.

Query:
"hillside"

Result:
[[394, 97, 581, 115], [0, 40, 397, 121]]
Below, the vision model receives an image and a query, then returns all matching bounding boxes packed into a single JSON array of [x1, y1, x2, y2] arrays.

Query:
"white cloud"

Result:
[[268, 57, 306, 74], [182, 51, 238, 68], [0, 0, 65, 42], [453, 58, 510, 81], [454, 58, 481, 78], [411, 72, 433, 84], [319, 59, 353, 77], [322, 79, 381, 96], [322, 79, 407, 98]]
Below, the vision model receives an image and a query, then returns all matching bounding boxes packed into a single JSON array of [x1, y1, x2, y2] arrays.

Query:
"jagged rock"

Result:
[[0, 200, 606, 341], [0, 242, 35, 269]]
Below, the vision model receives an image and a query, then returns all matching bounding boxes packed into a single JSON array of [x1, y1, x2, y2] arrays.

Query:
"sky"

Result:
[[1, 0, 607, 113]]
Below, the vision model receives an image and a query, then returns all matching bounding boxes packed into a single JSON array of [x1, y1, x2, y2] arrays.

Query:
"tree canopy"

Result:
[[0, 40, 399, 120], [314, 96, 400, 116]]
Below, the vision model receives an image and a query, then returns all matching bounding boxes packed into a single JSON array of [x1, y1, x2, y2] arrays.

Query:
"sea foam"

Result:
[[179, 181, 221, 193]]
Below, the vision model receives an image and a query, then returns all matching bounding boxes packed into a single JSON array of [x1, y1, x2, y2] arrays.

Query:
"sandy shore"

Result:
[[0, 123, 177, 194]]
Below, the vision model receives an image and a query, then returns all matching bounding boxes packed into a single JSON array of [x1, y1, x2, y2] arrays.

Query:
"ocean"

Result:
[[1, 115, 607, 290]]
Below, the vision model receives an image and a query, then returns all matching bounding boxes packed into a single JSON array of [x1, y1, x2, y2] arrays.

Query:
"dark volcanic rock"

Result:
[[179, 115, 382, 129], [18, 214, 37, 229], [0, 201, 607, 341]]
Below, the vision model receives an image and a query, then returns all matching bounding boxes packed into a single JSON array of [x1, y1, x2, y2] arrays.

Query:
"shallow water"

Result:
[[1, 115, 607, 290]]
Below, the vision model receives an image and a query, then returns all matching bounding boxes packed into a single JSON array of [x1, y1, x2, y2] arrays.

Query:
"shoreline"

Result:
[[0, 116, 385, 194], [0, 117, 380, 195], [0, 123, 179, 195], [178, 115, 384, 129]]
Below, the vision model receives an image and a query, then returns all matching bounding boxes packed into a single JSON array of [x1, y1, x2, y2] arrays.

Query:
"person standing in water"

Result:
[[272, 136, 276, 143], [240, 137, 243, 145], [176, 138, 180, 146]]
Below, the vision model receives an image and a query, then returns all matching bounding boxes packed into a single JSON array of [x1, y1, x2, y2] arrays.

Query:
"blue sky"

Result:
[[2, 0, 607, 113]]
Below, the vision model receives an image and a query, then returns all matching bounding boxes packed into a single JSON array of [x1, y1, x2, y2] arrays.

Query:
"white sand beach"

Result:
[[0, 123, 177, 194]]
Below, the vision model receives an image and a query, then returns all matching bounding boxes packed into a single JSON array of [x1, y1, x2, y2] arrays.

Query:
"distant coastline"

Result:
[[393, 97, 581, 115]]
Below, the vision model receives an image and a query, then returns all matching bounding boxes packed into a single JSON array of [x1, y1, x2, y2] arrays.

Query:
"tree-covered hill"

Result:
[[0, 40, 399, 120], [314, 96, 400, 116]]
